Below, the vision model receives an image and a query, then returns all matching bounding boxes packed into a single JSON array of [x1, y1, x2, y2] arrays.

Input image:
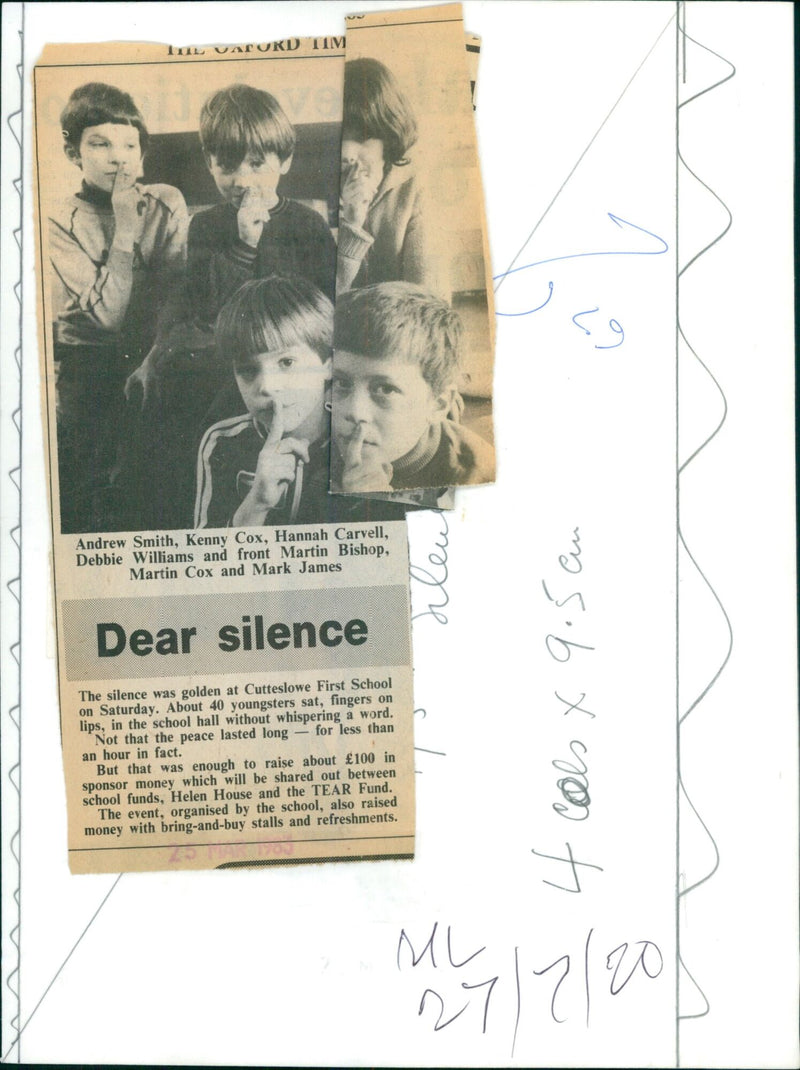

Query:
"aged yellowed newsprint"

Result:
[[34, 35, 415, 873], [330, 3, 496, 495]]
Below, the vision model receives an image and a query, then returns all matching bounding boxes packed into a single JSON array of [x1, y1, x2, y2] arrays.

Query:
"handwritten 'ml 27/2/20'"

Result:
[[397, 919, 664, 1056]]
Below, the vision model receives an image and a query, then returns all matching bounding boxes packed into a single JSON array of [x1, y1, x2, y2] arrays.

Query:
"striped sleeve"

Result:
[[194, 415, 253, 528]]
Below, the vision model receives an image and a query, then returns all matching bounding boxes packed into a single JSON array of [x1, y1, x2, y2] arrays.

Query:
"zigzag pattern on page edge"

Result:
[[2, 24, 23, 1062], [675, 6, 736, 1027]]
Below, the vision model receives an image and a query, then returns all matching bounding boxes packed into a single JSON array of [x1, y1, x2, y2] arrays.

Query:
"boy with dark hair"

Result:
[[195, 276, 403, 528], [331, 282, 494, 492], [188, 83, 337, 319], [50, 81, 188, 532], [129, 83, 337, 400], [337, 58, 445, 296], [128, 83, 338, 528]]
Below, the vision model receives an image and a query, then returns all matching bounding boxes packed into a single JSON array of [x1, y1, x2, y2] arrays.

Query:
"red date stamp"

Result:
[[166, 835, 294, 866]]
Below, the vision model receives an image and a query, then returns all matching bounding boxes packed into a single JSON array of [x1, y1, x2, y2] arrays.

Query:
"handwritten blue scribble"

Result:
[[508, 278, 555, 318], [571, 309, 625, 349], [594, 320, 624, 349], [494, 213, 668, 317], [572, 308, 599, 334]]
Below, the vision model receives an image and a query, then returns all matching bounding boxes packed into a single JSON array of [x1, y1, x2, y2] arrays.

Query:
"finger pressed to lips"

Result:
[[346, 426, 378, 448]]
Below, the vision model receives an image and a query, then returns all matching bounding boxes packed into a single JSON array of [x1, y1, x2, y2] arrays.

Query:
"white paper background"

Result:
[[1, 2, 796, 1067]]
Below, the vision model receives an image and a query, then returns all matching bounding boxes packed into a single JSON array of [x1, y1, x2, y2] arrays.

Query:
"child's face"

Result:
[[341, 136, 385, 192], [207, 151, 291, 207], [332, 350, 450, 464], [234, 343, 330, 438], [75, 123, 142, 192]]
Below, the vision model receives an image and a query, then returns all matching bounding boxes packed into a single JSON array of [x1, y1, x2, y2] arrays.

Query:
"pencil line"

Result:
[[676, 149, 733, 282], [677, 530, 733, 727], [675, 7, 736, 1048], [677, 770, 720, 899], [676, 330, 728, 475], [495, 8, 677, 295], [70, 832, 415, 853], [674, 8, 681, 1065], [35, 53, 343, 70], [680, 1, 687, 84], [347, 17, 462, 31], [2, 14, 24, 1064], [511, 946, 521, 1059], [677, 953, 711, 1020], [678, 30, 735, 111], [1, 875, 123, 1061]]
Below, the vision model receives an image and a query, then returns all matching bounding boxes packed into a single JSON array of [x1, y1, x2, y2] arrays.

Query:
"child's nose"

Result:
[[257, 372, 281, 396], [343, 384, 371, 422]]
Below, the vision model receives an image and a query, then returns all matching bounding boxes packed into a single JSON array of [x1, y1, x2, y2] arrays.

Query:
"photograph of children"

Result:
[[194, 276, 404, 526], [46, 82, 189, 534], [330, 8, 496, 493], [336, 58, 446, 298], [35, 42, 394, 534], [330, 283, 494, 493]]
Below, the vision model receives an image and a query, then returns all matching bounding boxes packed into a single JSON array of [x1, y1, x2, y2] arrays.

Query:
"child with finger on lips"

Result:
[[185, 83, 337, 320], [331, 282, 495, 493], [336, 57, 446, 298], [128, 83, 339, 529], [133, 79, 336, 396], [49, 81, 188, 532], [194, 276, 405, 529]]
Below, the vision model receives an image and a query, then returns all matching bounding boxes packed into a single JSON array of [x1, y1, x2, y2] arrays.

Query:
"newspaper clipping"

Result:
[[34, 35, 417, 873], [330, 4, 496, 495]]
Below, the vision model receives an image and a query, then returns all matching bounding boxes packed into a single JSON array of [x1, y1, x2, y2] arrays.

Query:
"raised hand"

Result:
[[111, 165, 146, 250], [236, 186, 278, 248], [233, 401, 311, 525], [337, 424, 393, 492], [339, 156, 382, 230]]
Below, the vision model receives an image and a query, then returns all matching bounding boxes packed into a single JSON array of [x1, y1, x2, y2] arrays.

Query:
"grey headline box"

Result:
[[62, 586, 410, 681]]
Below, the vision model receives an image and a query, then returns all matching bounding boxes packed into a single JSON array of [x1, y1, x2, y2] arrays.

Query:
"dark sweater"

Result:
[[392, 419, 495, 488], [184, 197, 337, 328]]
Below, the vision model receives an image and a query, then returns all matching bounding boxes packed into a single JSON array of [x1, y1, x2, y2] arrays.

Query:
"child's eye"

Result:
[[277, 358, 295, 370], [235, 365, 258, 381], [371, 382, 401, 398], [331, 376, 352, 394]]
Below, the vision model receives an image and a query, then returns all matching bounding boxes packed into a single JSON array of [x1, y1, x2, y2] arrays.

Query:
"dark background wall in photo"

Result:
[[143, 122, 342, 225]]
